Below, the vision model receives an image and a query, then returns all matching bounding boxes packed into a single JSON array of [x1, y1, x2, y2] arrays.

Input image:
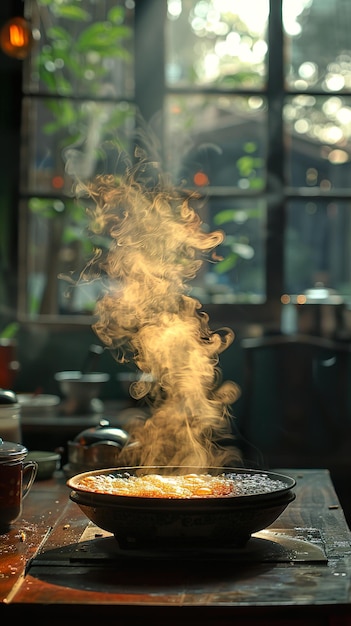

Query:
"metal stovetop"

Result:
[[68, 523, 327, 563]]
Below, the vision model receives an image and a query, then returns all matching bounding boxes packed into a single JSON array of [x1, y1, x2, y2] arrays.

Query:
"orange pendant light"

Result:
[[0, 17, 32, 60]]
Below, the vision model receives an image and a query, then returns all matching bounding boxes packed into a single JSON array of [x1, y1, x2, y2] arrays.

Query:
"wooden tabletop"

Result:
[[1, 468, 351, 625]]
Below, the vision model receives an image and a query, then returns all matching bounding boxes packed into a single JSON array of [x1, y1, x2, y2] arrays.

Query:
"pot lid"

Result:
[[0, 438, 28, 463], [0, 389, 18, 404], [72, 419, 130, 447]]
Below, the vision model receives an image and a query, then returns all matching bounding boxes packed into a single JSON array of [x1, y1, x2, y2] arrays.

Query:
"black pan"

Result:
[[67, 466, 296, 549]]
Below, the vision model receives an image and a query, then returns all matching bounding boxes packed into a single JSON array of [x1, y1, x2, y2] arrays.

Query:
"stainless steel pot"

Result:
[[66, 420, 132, 475]]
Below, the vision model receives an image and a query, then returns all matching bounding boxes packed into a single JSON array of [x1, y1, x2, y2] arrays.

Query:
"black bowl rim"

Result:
[[67, 466, 296, 507]]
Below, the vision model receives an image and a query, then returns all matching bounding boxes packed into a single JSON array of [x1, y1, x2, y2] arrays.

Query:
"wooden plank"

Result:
[[0, 477, 69, 603]]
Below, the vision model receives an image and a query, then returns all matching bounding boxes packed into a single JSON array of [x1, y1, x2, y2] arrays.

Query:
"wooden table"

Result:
[[1, 468, 351, 625]]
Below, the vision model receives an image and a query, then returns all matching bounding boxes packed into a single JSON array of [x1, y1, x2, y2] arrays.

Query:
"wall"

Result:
[[0, 0, 22, 317]]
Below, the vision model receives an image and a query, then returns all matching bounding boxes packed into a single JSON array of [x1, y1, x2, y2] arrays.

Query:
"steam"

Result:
[[74, 149, 242, 468]]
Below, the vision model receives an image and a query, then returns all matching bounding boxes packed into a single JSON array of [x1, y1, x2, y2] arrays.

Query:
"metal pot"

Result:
[[66, 420, 132, 475]]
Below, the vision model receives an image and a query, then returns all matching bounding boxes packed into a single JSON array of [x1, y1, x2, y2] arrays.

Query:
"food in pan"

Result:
[[73, 471, 287, 499]]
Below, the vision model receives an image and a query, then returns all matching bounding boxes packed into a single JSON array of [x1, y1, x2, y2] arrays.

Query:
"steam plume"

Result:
[[75, 149, 242, 468]]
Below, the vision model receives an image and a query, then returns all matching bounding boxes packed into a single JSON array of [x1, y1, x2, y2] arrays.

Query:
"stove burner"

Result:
[[71, 523, 327, 563]]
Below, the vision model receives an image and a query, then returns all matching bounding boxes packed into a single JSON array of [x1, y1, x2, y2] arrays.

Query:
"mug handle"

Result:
[[22, 460, 38, 498]]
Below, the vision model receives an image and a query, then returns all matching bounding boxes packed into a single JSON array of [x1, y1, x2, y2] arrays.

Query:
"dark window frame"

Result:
[[17, 0, 347, 333]]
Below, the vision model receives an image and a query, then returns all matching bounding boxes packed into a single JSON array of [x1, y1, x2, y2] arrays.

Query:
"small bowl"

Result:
[[54, 371, 110, 414], [17, 393, 60, 416], [26, 450, 61, 480]]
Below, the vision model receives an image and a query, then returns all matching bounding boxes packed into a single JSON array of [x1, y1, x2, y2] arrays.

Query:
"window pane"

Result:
[[284, 0, 351, 93], [24, 0, 134, 99], [20, 190, 266, 316], [20, 97, 135, 195], [19, 197, 98, 317], [191, 197, 266, 304], [165, 94, 267, 188], [284, 95, 351, 190], [285, 199, 351, 299], [166, 0, 269, 89]]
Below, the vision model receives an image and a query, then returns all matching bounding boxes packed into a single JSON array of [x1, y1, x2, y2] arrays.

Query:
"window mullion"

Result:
[[134, 0, 166, 151], [266, 0, 285, 300]]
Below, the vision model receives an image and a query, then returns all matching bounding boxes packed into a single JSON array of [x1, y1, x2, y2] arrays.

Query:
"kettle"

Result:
[[66, 419, 134, 476]]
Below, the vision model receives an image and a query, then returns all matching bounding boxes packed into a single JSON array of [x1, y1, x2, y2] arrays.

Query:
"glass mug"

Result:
[[0, 439, 38, 531]]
